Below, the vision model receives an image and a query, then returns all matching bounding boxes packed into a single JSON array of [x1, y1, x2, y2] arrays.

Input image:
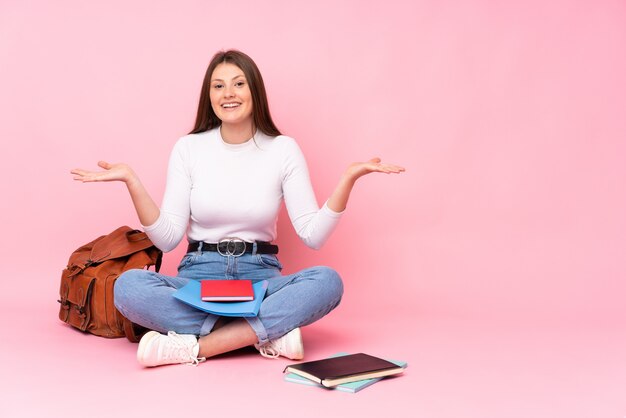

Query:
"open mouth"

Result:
[[221, 103, 241, 109]]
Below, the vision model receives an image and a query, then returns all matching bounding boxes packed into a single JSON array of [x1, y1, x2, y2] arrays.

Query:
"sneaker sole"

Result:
[[136, 330, 161, 366]]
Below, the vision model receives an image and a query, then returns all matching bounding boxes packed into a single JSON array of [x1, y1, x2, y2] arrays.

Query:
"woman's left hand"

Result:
[[344, 157, 406, 182], [326, 157, 405, 212]]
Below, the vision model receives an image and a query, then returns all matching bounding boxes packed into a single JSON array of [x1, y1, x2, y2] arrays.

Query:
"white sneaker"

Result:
[[255, 328, 304, 360], [137, 331, 206, 367]]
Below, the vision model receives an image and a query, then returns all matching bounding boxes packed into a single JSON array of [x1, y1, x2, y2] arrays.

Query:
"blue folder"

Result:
[[172, 279, 268, 317]]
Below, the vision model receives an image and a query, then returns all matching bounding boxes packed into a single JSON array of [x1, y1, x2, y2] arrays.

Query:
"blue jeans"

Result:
[[113, 249, 343, 345]]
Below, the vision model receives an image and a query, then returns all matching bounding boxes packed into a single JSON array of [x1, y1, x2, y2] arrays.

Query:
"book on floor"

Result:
[[172, 279, 268, 317], [201, 279, 254, 301], [283, 352, 406, 388], [284, 353, 407, 393]]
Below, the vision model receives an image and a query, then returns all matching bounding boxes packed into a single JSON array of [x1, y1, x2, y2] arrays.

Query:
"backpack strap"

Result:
[[154, 250, 163, 273], [90, 226, 158, 264], [126, 229, 149, 242]]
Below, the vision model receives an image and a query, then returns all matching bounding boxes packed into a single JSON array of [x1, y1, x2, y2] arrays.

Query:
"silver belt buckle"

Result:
[[217, 238, 246, 257]]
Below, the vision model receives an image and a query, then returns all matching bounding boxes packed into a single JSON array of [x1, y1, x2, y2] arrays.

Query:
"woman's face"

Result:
[[209, 63, 253, 129]]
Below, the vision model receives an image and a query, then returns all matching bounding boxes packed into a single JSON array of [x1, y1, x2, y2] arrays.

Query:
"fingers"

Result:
[[373, 165, 398, 174], [379, 163, 405, 173], [70, 167, 99, 182], [70, 161, 113, 182], [365, 158, 405, 174], [70, 170, 95, 182], [70, 168, 88, 181]]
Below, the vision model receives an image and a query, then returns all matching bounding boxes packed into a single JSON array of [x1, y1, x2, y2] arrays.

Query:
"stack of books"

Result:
[[283, 352, 407, 393]]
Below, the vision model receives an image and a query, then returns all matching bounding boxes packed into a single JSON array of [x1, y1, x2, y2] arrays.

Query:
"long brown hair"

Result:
[[189, 50, 281, 136]]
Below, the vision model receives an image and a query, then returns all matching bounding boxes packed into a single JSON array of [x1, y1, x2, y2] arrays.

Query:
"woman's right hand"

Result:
[[71, 161, 136, 183], [71, 161, 160, 226]]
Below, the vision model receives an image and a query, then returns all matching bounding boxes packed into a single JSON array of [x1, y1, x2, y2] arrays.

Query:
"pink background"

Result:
[[1, 0, 625, 417]]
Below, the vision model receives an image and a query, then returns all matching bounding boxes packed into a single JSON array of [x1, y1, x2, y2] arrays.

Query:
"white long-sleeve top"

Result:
[[143, 128, 343, 252]]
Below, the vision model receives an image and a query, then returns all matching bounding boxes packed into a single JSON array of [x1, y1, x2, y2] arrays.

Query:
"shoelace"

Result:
[[164, 331, 206, 366], [258, 344, 280, 359]]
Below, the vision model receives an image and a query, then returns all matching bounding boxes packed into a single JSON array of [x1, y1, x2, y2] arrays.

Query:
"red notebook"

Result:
[[200, 279, 255, 302]]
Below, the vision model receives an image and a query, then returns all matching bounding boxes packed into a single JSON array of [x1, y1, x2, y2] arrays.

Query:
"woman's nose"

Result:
[[224, 85, 235, 98]]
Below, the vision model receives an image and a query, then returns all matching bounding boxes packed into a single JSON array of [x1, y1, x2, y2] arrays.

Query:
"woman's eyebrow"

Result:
[[211, 75, 246, 82]]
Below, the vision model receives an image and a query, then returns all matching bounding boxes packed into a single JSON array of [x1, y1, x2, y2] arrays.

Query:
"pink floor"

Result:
[[2, 1, 625, 416], [1, 288, 624, 418]]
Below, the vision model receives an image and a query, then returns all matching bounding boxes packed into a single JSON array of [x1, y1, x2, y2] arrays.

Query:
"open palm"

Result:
[[345, 157, 405, 180], [71, 161, 134, 183]]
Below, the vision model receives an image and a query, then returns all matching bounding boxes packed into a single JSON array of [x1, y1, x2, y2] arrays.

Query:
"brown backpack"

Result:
[[58, 226, 163, 342]]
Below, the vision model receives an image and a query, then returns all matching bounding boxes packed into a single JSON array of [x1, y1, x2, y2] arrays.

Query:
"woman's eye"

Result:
[[213, 84, 223, 89], [235, 81, 245, 87]]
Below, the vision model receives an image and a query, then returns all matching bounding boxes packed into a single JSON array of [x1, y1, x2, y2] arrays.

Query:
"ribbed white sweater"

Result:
[[143, 128, 342, 252]]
